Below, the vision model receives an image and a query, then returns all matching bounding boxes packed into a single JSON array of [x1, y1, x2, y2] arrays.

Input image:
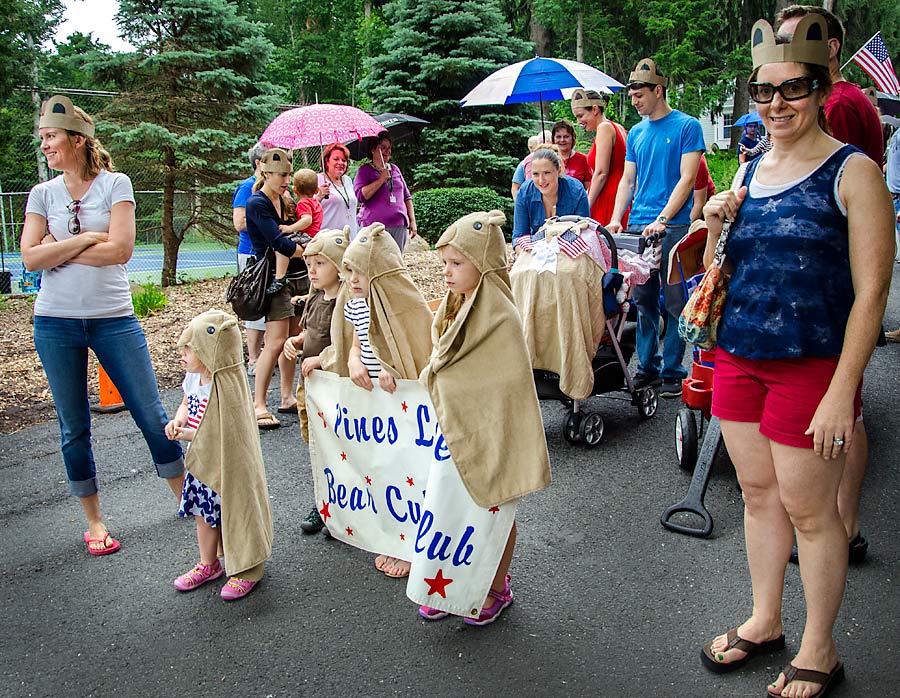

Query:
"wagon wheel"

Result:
[[675, 408, 698, 471]]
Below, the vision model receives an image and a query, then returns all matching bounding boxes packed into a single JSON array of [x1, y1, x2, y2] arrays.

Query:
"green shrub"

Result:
[[413, 187, 515, 245], [706, 150, 741, 193], [132, 283, 168, 318]]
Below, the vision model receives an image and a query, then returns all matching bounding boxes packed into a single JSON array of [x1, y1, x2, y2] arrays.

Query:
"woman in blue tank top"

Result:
[[697, 16, 895, 698]]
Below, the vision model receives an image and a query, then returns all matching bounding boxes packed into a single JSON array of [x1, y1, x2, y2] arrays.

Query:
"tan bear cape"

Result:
[[177, 309, 273, 577], [308, 227, 353, 377], [510, 219, 607, 400], [421, 211, 551, 508], [341, 223, 433, 379]]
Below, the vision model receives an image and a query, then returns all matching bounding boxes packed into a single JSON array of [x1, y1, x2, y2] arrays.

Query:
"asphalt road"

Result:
[[2, 273, 900, 698]]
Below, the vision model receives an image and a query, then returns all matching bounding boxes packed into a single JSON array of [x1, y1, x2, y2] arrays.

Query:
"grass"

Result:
[[132, 283, 169, 318], [706, 151, 741, 193]]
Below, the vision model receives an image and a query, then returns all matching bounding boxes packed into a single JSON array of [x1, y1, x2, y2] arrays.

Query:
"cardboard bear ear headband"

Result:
[[751, 14, 830, 69], [259, 148, 293, 173], [570, 88, 608, 109], [628, 58, 668, 87], [38, 95, 95, 138]]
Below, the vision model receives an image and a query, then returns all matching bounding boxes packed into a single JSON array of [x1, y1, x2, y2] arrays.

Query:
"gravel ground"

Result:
[[0, 241, 446, 434]]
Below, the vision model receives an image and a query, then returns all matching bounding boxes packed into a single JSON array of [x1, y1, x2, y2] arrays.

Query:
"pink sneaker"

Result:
[[418, 605, 450, 621], [220, 576, 257, 601], [173, 560, 223, 591], [464, 575, 513, 627]]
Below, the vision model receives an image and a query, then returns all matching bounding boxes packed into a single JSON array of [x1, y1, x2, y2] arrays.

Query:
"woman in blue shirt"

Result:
[[512, 146, 589, 247]]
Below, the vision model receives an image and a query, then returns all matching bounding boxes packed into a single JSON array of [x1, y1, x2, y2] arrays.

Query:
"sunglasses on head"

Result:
[[748, 77, 819, 104], [66, 199, 81, 235]]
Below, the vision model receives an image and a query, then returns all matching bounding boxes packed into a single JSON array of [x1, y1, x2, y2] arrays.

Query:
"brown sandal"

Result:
[[700, 627, 785, 673], [766, 662, 844, 698], [256, 411, 281, 430]]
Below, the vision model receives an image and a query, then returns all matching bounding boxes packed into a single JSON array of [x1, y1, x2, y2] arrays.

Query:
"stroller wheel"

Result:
[[579, 413, 605, 447], [563, 412, 582, 444], [637, 387, 659, 419], [675, 408, 699, 471]]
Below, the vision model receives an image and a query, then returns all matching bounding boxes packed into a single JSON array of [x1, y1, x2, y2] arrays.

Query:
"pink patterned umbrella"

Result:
[[260, 104, 384, 151]]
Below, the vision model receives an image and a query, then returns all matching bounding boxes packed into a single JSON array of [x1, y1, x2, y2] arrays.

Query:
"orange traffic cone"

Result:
[[91, 364, 127, 414]]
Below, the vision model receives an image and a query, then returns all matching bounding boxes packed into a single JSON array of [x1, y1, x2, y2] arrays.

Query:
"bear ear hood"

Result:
[[304, 227, 350, 273], [342, 222, 404, 281], [177, 308, 242, 374], [436, 210, 507, 275]]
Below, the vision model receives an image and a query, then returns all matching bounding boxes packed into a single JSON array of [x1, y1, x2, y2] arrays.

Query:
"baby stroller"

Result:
[[510, 216, 662, 448]]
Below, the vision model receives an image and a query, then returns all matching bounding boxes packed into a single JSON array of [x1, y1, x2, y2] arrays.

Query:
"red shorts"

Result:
[[711, 350, 862, 449]]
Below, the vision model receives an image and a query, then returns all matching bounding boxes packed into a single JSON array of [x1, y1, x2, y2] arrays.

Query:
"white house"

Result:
[[697, 95, 762, 151]]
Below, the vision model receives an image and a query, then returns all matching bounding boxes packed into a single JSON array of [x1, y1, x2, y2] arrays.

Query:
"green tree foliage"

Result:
[[40, 32, 113, 90], [359, 0, 534, 193], [250, 0, 364, 104], [0, 0, 63, 101], [86, 0, 282, 285]]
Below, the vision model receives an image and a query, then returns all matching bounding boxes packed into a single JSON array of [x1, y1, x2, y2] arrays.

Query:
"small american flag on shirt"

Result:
[[186, 394, 208, 429], [851, 32, 900, 96]]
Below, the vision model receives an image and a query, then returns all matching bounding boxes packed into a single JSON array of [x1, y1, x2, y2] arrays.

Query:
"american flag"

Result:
[[514, 234, 533, 253], [556, 227, 590, 259], [851, 32, 900, 96], [186, 394, 208, 429]]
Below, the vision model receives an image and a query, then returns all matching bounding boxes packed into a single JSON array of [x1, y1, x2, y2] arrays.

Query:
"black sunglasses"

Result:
[[748, 77, 820, 104], [66, 199, 81, 235]]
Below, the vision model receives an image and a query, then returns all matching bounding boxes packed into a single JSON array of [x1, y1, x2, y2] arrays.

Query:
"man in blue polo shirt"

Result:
[[607, 58, 706, 398], [232, 142, 267, 375]]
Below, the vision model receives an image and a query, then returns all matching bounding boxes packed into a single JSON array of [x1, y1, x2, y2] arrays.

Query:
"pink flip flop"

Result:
[[83, 530, 121, 556]]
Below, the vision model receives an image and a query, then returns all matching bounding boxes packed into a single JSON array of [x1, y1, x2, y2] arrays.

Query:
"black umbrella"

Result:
[[345, 112, 429, 160]]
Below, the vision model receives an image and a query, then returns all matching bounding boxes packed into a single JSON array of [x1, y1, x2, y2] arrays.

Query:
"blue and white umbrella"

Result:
[[460, 56, 625, 128], [734, 111, 764, 127]]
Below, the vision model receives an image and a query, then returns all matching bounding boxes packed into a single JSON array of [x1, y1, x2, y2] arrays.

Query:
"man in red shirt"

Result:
[[776, 5, 885, 565]]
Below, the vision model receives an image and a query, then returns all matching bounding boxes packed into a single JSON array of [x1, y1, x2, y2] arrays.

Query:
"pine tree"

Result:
[[88, 0, 282, 285], [360, 0, 532, 193]]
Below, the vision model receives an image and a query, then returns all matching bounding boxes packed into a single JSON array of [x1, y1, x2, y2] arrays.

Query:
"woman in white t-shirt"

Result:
[[20, 95, 185, 556], [315, 142, 359, 239]]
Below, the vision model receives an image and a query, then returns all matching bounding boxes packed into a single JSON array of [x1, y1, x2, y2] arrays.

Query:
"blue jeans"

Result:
[[628, 224, 688, 381], [893, 195, 900, 259], [33, 315, 184, 497]]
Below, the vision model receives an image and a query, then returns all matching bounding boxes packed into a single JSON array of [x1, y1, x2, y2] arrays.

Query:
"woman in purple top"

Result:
[[353, 132, 418, 252]]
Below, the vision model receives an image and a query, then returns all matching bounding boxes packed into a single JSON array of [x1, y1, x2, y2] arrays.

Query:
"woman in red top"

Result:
[[571, 88, 628, 227], [551, 119, 592, 191]]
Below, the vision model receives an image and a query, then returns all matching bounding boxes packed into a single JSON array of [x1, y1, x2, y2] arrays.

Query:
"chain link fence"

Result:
[[1, 87, 321, 294]]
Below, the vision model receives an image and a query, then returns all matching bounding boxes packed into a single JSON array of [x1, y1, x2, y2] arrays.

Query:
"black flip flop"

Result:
[[277, 404, 298, 414], [766, 661, 844, 698], [700, 628, 785, 674]]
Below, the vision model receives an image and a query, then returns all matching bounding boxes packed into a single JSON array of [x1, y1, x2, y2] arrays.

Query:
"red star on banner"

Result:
[[319, 501, 331, 523], [345, 527, 353, 536], [365, 475, 372, 485], [399, 533, 405, 541], [317, 410, 327, 428], [424, 569, 454, 598], [341, 452, 347, 461], [488, 506, 500, 514], [401, 401, 408, 412], [406, 477, 414, 487]]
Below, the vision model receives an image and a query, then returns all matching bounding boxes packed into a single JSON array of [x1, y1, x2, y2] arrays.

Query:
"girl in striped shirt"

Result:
[[340, 223, 434, 578]]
